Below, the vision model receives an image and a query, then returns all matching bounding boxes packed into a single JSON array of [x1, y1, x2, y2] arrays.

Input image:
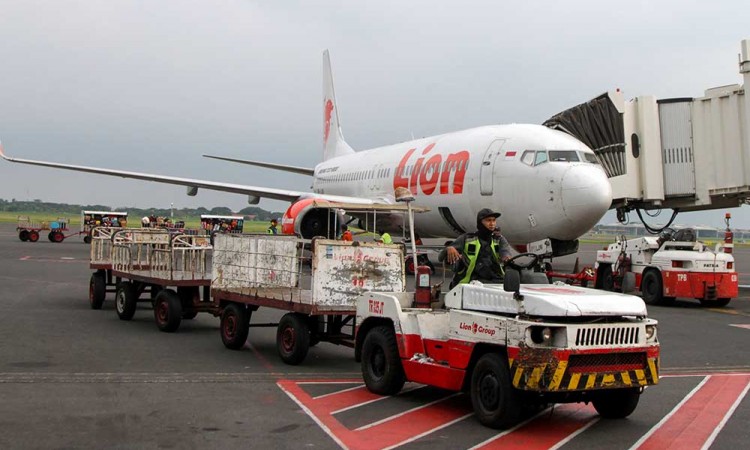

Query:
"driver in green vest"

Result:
[[439, 208, 512, 289]]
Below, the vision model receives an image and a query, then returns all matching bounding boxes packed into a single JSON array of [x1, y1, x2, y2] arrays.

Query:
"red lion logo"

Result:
[[472, 323, 478, 334], [323, 99, 334, 145]]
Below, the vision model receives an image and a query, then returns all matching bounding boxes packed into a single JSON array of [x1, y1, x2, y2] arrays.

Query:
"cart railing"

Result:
[[90, 227, 152, 265], [211, 234, 405, 309], [16, 215, 69, 231], [111, 229, 212, 281]]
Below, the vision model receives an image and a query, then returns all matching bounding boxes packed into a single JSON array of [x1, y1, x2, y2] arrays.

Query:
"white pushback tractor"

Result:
[[594, 213, 738, 307], [355, 253, 660, 429]]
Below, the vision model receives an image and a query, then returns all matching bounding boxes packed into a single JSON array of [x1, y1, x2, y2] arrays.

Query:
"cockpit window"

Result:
[[548, 150, 580, 162], [534, 151, 548, 166], [521, 150, 535, 166], [581, 152, 599, 164]]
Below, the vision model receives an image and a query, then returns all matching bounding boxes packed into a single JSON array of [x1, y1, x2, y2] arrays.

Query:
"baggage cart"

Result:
[[107, 228, 213, 330]]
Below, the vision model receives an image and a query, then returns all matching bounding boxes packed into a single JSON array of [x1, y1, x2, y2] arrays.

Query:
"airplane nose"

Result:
[[560, 164, 612, 238]]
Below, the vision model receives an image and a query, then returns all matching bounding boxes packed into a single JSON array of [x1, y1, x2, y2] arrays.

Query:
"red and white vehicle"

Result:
[[595, 224, 738, 307], [354, 255, 660, 429]]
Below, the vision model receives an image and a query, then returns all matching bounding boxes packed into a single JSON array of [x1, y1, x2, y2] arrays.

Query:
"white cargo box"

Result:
[[211, 235, 405, 312]]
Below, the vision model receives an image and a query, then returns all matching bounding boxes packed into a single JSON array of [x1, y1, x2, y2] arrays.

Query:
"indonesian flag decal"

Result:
[[504, 151, 517, 160]]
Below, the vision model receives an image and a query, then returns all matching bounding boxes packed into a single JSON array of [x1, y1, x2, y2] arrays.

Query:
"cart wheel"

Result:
[[89, 272, 106, 310], [361, 325, 405, 395], [83, 235, 92, 244], [470, 353, 522, 429], [276, 313, 310, 365], [592, 388, 641, 419], [154, 289, 182, 332], [48, 232, 55, 242], [28, 231, 39, 242], [19, 230, 29, 242], [115, 282, 138, 320], [220, 303, 250, 350], [52, 231, 64, 243]]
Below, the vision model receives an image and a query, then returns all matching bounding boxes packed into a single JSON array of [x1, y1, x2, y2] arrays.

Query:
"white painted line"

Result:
[[700, 377, 750, 450], [329, 384, 424, 415], [468, 408, 552, 450], [549, 416, 600, 450], [382, 412, 474, 450], [313, 383, 366, 400], [629, 375, 711, 449], [353, 392, 462, 431], [277, 382, 348, 450]]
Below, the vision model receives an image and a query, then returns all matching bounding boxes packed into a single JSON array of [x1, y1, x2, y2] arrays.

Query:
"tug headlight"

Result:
[[645, 325, 657, 341], [530, 327, 553, 345]]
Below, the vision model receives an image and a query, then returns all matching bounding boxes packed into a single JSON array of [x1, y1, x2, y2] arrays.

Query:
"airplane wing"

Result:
[[0, 141, 373, 205], [202, 154, 315, 176]]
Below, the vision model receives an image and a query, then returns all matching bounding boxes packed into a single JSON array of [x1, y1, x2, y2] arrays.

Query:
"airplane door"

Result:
[[480, 139, 506, 196]]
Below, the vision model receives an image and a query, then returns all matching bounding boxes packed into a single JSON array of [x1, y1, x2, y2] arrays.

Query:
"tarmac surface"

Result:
[[1, 223, 749, 449]]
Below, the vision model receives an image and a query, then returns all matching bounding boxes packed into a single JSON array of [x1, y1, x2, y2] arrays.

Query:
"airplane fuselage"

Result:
[[312, 124, 612, 244]]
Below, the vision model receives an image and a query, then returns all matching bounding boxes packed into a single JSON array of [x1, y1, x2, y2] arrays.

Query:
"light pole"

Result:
[[170, 203, 174, 219]]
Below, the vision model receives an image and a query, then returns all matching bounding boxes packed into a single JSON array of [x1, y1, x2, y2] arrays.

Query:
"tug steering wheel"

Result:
[[504, 252, 540, 271]]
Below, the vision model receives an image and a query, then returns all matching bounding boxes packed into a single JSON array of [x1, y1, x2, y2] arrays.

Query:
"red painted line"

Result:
[[246, 343, 276, 372], [278, 380, 471, 450], [318, 384, 384, 413], [474, 403, 598, 450], [635, 374, 750, 450]]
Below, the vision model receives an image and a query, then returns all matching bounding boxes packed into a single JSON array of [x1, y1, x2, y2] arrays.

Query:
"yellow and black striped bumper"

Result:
[[507, 345, 660, 392]]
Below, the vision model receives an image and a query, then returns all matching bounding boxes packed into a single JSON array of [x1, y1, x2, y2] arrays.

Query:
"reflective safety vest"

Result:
[[457, 237, 504, 285], [267, 225, 278, 235]]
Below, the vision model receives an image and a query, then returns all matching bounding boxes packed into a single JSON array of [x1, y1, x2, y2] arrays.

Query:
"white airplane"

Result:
[[0, 51, 611, 255]]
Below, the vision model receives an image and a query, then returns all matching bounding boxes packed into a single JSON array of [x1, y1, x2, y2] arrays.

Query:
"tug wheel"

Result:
[[640, 271, 665, 305], [220, 303, 250, 350], [361, 325, 405, 395], [592, 388, 640, 419], [276, 313, 310, 365], [700, 297, 731, 307], [28, 231, 39, 242], [470, 353, 522, 429], [595, 264, 614, 291], [19, 230, 29, 242]]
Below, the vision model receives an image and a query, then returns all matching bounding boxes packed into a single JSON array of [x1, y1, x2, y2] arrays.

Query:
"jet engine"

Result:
[[281, 198, 345, 239]]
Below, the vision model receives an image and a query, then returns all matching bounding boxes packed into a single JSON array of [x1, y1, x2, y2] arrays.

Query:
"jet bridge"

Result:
[[545, 39, 750, 219]]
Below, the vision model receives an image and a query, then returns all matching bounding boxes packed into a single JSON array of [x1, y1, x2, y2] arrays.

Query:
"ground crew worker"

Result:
[[267, 218, 279, 235], [439, 208, 512, 289], [341, 225, 353, 241]]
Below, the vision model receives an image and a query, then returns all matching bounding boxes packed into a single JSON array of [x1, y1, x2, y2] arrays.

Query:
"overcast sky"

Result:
[[0, 1, 748, 228]]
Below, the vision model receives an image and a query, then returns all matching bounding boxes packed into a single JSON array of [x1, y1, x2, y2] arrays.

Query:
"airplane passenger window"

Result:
[[534, 151, 548, 165], [548, 150, 579, 162], [521, 151, 534, 166]]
